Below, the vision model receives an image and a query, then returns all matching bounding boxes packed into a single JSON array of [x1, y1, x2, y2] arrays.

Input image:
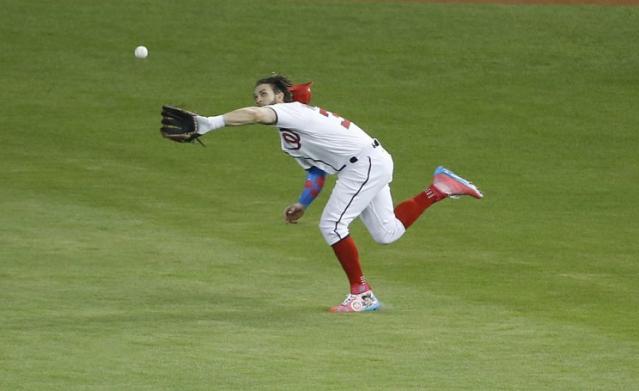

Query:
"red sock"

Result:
[[331, 236, 370, 294], [394, 185, 446, 229]]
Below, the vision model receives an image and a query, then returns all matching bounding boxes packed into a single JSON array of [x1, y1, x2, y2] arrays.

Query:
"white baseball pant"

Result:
[[319, 143, 406, 246]]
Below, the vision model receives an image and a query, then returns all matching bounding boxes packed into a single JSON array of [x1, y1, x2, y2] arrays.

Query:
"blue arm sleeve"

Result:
[[298, 167, 327, 208]]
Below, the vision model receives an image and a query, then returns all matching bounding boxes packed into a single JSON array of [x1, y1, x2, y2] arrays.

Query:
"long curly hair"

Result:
[[255, 74, 293, 103]]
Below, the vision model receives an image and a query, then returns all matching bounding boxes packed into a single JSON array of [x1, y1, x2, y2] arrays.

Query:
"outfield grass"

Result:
[[1, 1, 638, 389]]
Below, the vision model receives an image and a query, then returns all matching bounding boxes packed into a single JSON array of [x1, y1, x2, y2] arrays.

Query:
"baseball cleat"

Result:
[[432, 166, 483, 199], [329, 290, 381, 313]]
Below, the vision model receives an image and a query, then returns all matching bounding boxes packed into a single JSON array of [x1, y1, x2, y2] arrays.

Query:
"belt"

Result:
[[349, 139, 380, 164]]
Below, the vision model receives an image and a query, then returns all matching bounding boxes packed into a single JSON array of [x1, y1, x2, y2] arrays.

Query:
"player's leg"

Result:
[[392, 185, 446, 229], [392, 166, 484, 229], [319, 153, 391, 311], [319, 153, 393, 247], [358, 147, 443, 240], [320, 163, 389, 295], [359, 184, 406, 244]]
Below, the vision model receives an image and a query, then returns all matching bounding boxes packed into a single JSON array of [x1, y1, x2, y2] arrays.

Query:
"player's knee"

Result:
[[319, 219, 336, 243], [318, 219, 331, 235], [376, 237, 397, 245], [368, 225, 405, 245], [370, 232, 399, 245], [319, 219, 348, 245]]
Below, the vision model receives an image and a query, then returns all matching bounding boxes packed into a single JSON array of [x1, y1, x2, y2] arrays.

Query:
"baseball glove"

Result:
[[160, 105, 205, 146]]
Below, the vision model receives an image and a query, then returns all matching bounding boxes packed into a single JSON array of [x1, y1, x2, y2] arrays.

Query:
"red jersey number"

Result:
[[319, 108, 352, 129]]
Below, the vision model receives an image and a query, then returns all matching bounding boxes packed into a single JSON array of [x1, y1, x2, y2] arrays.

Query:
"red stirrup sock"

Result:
[[394, 185, 446, 229], [331, 236, 370, 294]]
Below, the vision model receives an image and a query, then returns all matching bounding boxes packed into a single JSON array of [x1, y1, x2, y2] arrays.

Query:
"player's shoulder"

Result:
[[269, 102, 318, 118], [270, 101, 311, 110]]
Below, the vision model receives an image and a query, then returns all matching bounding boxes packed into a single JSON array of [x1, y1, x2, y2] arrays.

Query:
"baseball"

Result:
[[134, 45, 148, 59]]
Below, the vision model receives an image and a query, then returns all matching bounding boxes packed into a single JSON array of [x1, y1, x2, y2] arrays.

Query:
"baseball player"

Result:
[[161, 75, 483, 313]]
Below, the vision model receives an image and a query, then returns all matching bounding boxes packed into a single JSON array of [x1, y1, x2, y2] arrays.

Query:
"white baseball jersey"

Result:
[[268, 102, 406, 246], [268, 102, 375, 174]]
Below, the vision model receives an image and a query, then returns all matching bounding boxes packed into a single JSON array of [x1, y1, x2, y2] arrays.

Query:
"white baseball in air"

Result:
[[134, 45, 148, 59]]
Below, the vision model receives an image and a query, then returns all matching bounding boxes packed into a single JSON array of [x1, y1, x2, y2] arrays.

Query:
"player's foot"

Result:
[[329, 290, 381, 313], [432, 166, 483, 199]]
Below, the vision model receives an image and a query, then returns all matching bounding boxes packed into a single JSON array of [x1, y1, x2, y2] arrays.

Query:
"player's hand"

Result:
[[160, 105, 204, 146], [284, 203, 305, 224]]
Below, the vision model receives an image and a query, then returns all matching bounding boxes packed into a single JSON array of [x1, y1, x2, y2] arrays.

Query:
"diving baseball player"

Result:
[[160, 75, 483, 313]]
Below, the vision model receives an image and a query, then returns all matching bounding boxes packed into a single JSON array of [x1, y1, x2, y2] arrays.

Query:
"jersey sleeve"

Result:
[[292, 157, 313, 170], [269, 102, 307, 129]]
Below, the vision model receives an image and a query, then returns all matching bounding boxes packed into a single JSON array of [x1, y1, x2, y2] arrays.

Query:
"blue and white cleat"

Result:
[[329, 290, 381, 313], [432, 166, 483, 199]]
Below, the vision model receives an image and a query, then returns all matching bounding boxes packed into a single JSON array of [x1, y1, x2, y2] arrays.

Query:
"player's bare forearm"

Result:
[[223, 107, 276, 126], [192, 106, 274, 136]]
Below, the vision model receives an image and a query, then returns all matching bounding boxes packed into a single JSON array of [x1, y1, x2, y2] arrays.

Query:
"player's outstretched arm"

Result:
[[223, 107, 276, 126], [161, 105, 277, 144], [196, 107, 276, 136]]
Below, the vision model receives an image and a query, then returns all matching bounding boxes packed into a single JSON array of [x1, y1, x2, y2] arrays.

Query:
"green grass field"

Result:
[[2, 0, 638, 389]]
